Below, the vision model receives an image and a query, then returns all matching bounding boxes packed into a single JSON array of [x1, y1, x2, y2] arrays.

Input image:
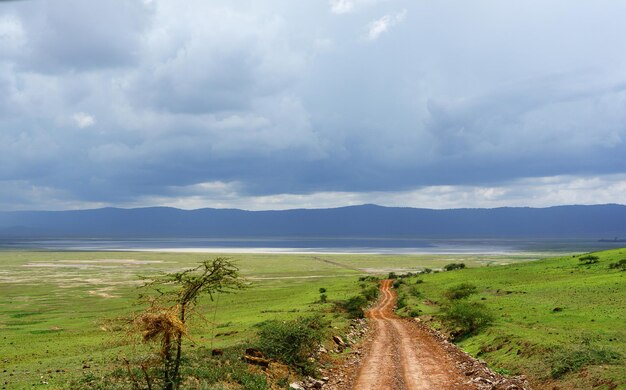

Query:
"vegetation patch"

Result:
[[440, 301, 493, 339], [549, 344, 622, 379], [608, 258, 626, 271], [443, 283, 477, 300], [393, 248, 626, 389], [578, 255, 600, 265], [443, 263, 466, 271], [336, 278, 380, 318], [72, 346, 270, 390], [29, 328, 63, 335], [255, 315, 329, 376], [10, 311, 44, 318]]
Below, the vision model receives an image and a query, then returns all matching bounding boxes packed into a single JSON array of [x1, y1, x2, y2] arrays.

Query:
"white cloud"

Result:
[[72, 112, 96, 128], [0, 14, 25, 55], [367, 9, 406, 40], [330, 0, 355, 14], [329, 0, 385, 15], [129, 174, 626, 211]]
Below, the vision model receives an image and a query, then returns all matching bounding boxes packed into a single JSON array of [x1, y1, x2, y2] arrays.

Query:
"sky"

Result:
[[1, 0, 626, 211]]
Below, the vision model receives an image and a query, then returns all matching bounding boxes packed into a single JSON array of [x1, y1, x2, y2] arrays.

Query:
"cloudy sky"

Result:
[[1, 0, 625, 211]]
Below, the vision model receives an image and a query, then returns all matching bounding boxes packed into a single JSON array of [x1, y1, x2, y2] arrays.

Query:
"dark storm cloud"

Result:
[[9, 0, 151, 72], [1, 0, 626, 210]]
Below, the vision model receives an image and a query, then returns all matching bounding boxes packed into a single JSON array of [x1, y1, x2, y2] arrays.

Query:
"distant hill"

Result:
[[0, 204, 625, 238]]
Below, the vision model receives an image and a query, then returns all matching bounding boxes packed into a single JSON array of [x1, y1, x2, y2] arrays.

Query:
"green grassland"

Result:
[[0, 250, 540, 388], [396, 248, 626, 389]]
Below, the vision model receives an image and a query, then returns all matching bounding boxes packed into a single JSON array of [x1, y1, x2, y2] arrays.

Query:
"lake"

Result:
[[1, 237, 624, 254]]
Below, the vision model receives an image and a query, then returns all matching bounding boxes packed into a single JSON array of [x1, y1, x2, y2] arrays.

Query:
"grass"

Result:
[[0, 250, 544, 388], [395, 248, 626, 389]]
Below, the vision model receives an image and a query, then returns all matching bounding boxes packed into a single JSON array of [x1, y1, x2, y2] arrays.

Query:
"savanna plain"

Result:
[[0, 249, 624, 389]]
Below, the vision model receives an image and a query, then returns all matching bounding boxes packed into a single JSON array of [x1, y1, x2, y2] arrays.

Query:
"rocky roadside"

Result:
[[410, 317, 531, 390], [289, 318, 369, 390]]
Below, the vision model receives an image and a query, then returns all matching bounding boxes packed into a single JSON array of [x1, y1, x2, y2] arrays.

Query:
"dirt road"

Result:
[[352, 279, 468, 390]]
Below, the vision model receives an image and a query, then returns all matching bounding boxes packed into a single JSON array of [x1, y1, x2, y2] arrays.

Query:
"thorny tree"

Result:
[[135, 257, 244, 390]]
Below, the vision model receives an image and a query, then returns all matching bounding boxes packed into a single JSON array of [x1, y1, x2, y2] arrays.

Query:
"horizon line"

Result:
[[2, 202, 625, 213]]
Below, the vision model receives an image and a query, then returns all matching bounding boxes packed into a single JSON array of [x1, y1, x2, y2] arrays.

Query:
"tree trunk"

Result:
[[171, 304, 186, 389], [163, 333, 173, 390]]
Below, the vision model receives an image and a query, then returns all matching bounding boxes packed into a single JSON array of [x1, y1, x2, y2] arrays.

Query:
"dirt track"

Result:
[[352, 279, 468, 390]]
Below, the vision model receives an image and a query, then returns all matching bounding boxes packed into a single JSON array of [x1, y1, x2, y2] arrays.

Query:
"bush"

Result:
[[396, 294, 407, 309], [340, 295, 368, 318], [392, 279, 403, 289], [408, 286, 421, 298], [443, 283, 478, 300], [549, 345, 622, 378], [443, 263, 466, 271], [361, 286, 379, 301], [408, 308, 421, 317], [319, 293, 327, 303], [578, 255, 600, 265], [441, 301, 493, 338], [336, 278, 380, 318], [608, 258, 626, 270], [73, 346, 270, 389], [256, 315, 329, 375], [319, 287, 327, 294], [339, 283, 380, 318], [422, 268, 432, 274], [388, 272, 398, 279]]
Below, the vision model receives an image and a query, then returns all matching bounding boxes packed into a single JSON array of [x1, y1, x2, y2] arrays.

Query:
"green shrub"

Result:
[[339, 295, 368, 318], [443, 283, 478, 300], [358, 276, 380, 282], [319, 287, 327, 294], [578, 255, 600, 265], [422, 268, 432, 274], [408, 308, 421, 317], [549, 345, 622, 379], [494, 367, 512, 375], [255, 315, 329, 375], [74, 346, 270, 389], [336, 280, 380, 318], [392, 279, 403, 289], [441, 301, 493, 338], [361, 286, 379, 301], [608, 258, 626, 270], [408, 286, 421, 298], [396, 294, 407, 309], [319, 293, 327, 303], [443, 263, 466, 271], [388, 272, 398, 279]]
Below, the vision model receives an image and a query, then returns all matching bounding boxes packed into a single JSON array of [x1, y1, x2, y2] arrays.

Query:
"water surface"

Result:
[[1, 237, 623, 254]]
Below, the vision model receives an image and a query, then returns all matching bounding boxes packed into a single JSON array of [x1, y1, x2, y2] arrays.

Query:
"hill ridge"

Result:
[[1, 204, 625, 238]]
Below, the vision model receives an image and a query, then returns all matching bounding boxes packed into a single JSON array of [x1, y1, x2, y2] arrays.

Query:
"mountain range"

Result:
[[1, 204, 625, 238]]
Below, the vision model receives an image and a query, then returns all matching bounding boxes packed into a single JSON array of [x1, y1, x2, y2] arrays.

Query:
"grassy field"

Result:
[[396, 248, 626, 389], [0, 250, 542, 388]]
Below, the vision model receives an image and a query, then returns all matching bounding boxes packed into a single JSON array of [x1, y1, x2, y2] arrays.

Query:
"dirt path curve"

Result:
[[352, 280, 469, 390]]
